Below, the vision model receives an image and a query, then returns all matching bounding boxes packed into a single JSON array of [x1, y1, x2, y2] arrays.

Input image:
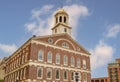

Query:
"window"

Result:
[[56, 69, 60, 79], [55, 29, 57, 33], [77, 58, 81, 68], [71, 72, 74, 80], [47, 51, 52, 63], [47, 68, 52, 79], [38, 50, 44, 61], [83, 60, 86, 69], [56, 17, 58, 23], [83, 73, 87, 81], [62, 42, 69, 48], [64, 16, 66, 23], [64, 55, 68, 65], [71, 57, 75, 67], [64, 28, 67, 32], [56, 53, 60, 64], [48, 38, 53, 43], [64, 70, 68, 80], [59, 16, 62, 22], [37, 68, 43, 79]]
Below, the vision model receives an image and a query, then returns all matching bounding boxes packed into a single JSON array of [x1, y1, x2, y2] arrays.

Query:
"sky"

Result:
[[0, 0, 120, 78]]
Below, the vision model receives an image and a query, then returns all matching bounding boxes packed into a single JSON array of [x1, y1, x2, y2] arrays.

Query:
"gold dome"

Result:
[[55, 8, 68, 15]]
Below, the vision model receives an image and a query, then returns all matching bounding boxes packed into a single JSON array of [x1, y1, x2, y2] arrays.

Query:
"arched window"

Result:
[[56, 53, 60, 64], [56, 69, 60, 79], [38, 50, 44, 61], [37, 68, 43, 78], [64, 70, 68, 80], [64, 16, 66, 23], [83, 60, 86, 69], [71, 57, 75, 67], [59, 16, 62, 22], [77, 58, 81, 68], [47, 51, 52, 63], [47, 68, 52, 79], [64, 55, 68, 65]]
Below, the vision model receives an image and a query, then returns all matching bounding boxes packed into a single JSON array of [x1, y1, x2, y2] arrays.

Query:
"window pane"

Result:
[[56, 53, 60, 64], [64, 71, 67, 80], [77, 59, 80, 68], [47, 68, 52, 79], [71, 57, 74, 67], [38, 50, 43, 61], [38, 69, 42, 78], [56, 70, 60, 79], [47, 52, 52, 63], [64, 55, 68, 65]]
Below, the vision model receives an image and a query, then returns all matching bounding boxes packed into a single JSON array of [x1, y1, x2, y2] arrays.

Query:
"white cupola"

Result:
[[52, 8, 72, 35]]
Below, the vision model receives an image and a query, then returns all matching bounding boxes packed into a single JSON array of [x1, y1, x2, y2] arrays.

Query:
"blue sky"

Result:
[[0, 0, 120, 78]]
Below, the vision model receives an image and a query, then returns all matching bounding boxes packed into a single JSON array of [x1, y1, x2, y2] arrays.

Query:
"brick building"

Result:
[[4, 8, 91, 82], [91, 77, 109, 82], [108, 58, 120, 82]]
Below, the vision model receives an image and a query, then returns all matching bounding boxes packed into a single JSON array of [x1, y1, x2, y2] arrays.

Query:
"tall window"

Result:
[[59, 16, 62, 22], [83, 60, 86, 69], [47, 51, 52, 63], [47, 68, 52, 79], [56, 53, 60, 64], [37, 68, 42, 79], [64, 55, 68, 66], [71, 72, 74, 80], [38, 50, 44, 61], [56, 69, 60, 79], [64, 70, 68, 80], [64, 16, 66, 23], [71, 57, 75, 67], [77, 58, 81, 68], [56, 17, 58, 23], [83, 73, 87, 82]]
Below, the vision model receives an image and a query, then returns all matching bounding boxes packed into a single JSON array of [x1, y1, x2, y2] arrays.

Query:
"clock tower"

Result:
[[52, 8, 72, 35]]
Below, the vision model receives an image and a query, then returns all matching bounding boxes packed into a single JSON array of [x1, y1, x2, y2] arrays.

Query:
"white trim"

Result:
[[31, 40, 90, 57], [54, 38, 76, 50]]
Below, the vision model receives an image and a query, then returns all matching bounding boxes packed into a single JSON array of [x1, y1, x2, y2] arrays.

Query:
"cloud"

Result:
[[63, 5, 89, 38], [0, 43, 17, 54], [90, 40, 114, 70], [25, 5, 54, 36], [106, 24, 120, 38], [25, 4, 89, 38]]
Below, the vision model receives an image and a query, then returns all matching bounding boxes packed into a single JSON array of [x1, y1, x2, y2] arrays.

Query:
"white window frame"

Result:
[[47, 51, 52, 63], [83, 60, 86, 69], [47, 68, 52, 79], [38, 50, 44, 62], [56, 69, 60, 80], [63, 70, 68, 81], [37, 67, 43, 79], [71, 57, 75, 67], [77, 58, 81, 68], [64, 55, 68, 66], [56, 53, 60, 64]]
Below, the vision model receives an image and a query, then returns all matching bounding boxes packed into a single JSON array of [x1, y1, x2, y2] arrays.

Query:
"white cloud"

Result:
[[90, 40, 114, 70], [25, 4, 89, 38], [63, 5, 89, 38], [106, 24, 120, 38], [0, 43, 17, 54]]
